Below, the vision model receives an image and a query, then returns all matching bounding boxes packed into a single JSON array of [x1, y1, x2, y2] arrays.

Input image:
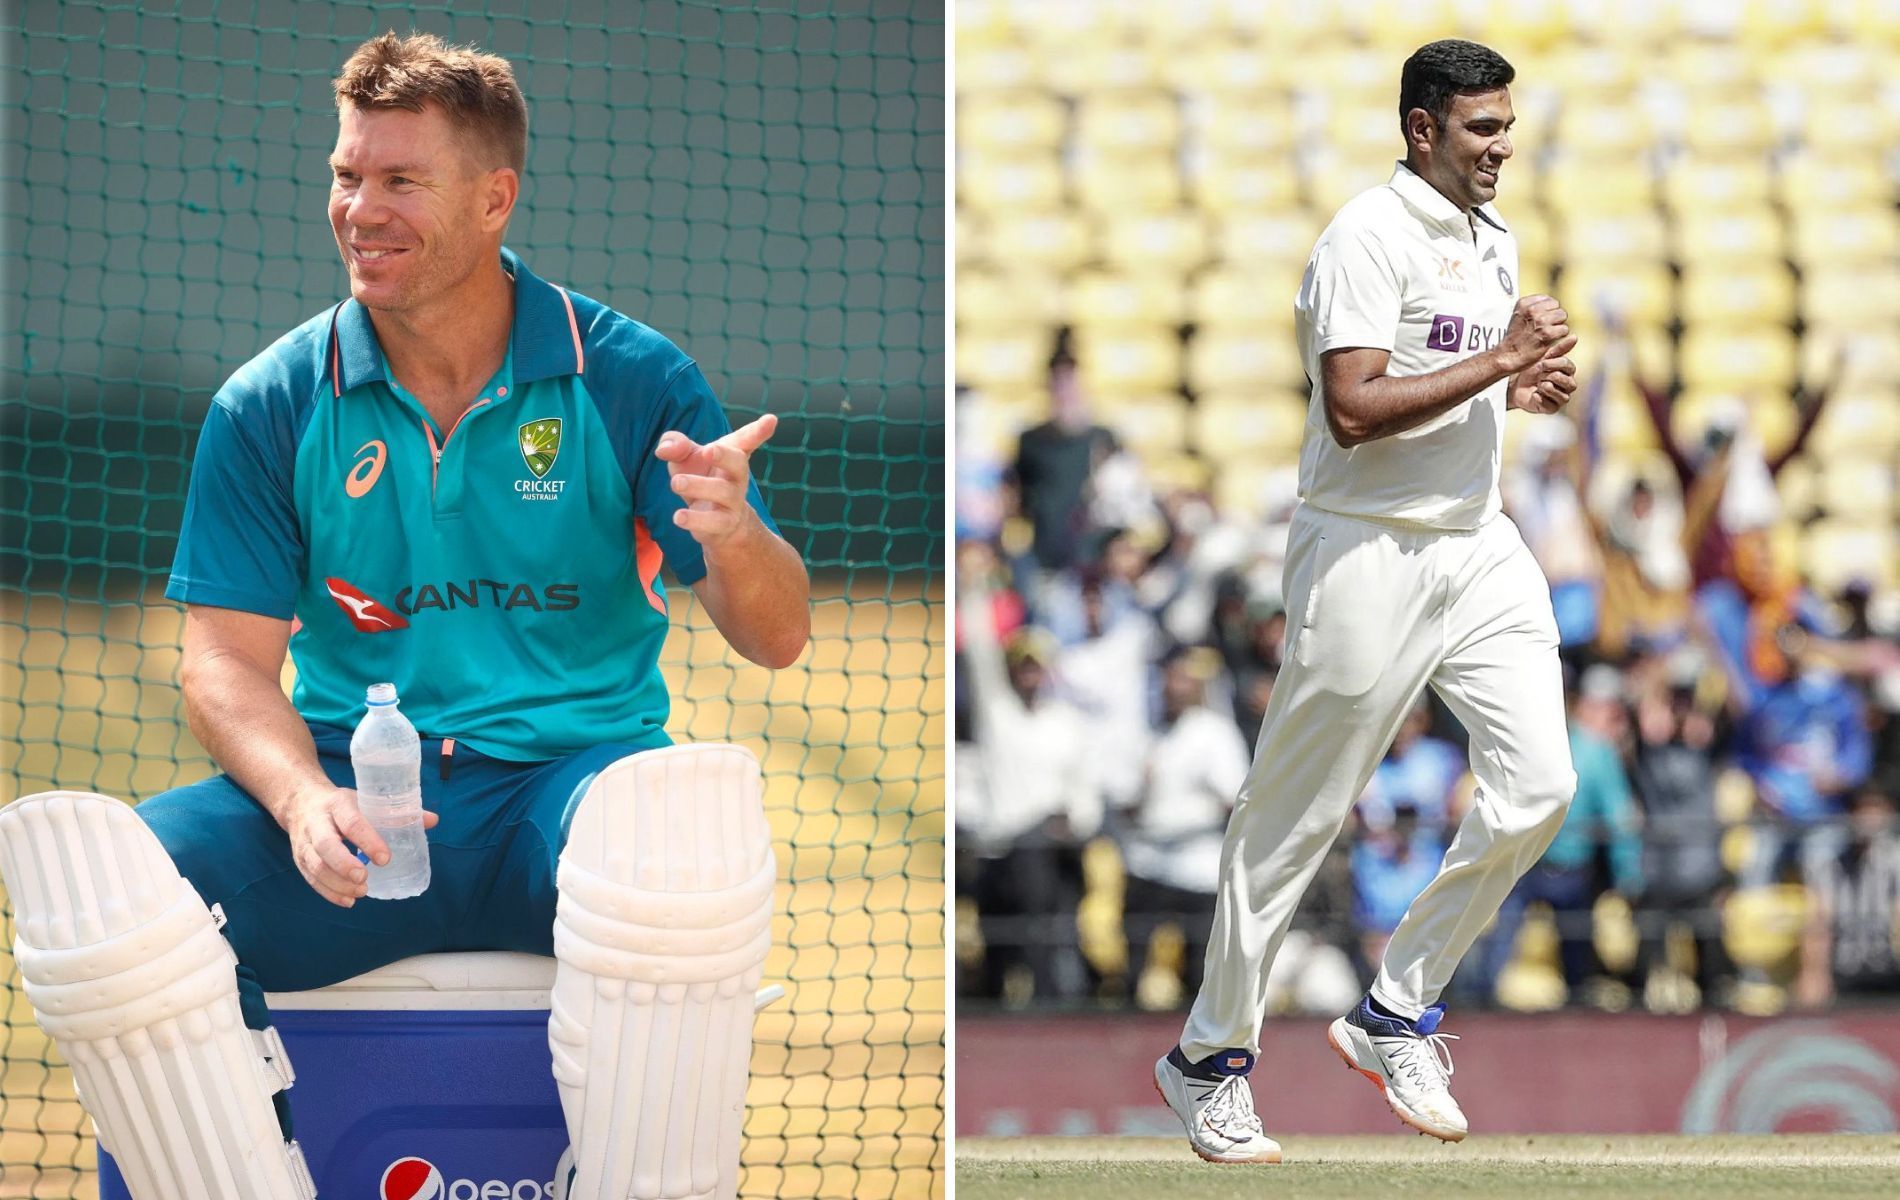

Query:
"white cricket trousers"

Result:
[[1180, 503, 1577, 1061]]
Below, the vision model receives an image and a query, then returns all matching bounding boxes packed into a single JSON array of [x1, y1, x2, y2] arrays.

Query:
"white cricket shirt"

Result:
[[1293, 160, 1521, 530]]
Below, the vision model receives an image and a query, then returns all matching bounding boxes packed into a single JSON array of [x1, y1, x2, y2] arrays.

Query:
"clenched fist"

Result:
[[1510, 335, 1581, 414], [1495, 294, 1571, 374]]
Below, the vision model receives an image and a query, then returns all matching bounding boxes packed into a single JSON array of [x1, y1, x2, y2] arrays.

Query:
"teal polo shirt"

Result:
[[167, 248, 777, 761]]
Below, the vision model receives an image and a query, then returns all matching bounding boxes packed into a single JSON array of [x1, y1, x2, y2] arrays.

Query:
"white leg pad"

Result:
[[550, 745, 777, 1200], [0, 791, 317, 1200]]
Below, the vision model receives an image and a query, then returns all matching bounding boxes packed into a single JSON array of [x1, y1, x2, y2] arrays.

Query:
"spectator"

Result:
[[1055, 570, 1160, 802], [1630, 648, 1732, 1006], [1356, 698, 1466, 838], [1504, 416, 1602, 650], [959, 557, 1102, 1004], [1013, 329, 1116, 573], [1594, 473, 1693, 658], [1797, 786, 1900, 1008], [1468, 665, 1645, 1000], [1349, 802, 1447, 979], [1115, 647, 1252, 1001], [1740, 628, 1874, 887]]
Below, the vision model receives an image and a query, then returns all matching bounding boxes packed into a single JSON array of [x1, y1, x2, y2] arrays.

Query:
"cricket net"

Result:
[[0, 2, 944, 1197]]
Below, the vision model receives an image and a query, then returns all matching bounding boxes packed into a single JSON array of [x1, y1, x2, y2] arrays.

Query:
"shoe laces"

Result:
[[1388, 1030, 1459, 1091], [1201, 1074, 1265, 1138]]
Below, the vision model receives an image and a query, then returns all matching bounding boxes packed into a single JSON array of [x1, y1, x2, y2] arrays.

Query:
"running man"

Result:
[[1154, 39, 1580, 1161], [0, 33, 806, 1200]]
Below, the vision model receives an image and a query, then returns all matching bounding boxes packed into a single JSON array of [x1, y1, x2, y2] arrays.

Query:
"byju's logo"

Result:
[[1426, 314, 1466, 352], [380, 1156, 555, 1200], [380, 1158, 445, 1200]]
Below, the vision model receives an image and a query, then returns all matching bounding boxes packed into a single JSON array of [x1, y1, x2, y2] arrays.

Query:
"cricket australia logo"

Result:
[[516, 418, 566, 501]]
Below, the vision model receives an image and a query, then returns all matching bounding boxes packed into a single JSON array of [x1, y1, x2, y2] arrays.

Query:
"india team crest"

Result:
[[519, 418, 561, 478]]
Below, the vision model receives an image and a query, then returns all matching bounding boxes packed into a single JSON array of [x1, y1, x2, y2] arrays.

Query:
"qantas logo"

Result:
[[345, 440, 388, 498], [324, 577, 409, 632]]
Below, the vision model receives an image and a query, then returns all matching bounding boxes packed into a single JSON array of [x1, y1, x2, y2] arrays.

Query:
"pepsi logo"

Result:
[[381, 1157, 445, 1200]]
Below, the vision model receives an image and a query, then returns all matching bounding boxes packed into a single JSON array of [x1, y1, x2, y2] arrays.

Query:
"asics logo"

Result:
[[346, 439, 388, 498]]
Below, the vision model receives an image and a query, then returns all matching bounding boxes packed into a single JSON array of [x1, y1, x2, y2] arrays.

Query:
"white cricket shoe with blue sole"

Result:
[[1153, 1048, 1282, 1164], [1327, 997, 1468, 1141]]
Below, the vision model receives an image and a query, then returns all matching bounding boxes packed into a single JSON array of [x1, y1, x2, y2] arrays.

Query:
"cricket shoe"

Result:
[[1327, 997, 1467, 1141], [1153, 1047, 1282, 1163]]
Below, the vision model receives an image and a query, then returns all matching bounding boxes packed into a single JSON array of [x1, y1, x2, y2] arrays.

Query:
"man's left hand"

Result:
[[1509, 334, 1579, 414], [655, 413, 777, 549]]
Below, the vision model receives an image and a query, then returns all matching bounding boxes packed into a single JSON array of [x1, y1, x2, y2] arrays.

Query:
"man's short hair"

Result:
[[1398, 39, 1514, 135], [334, 31, 529, 175]]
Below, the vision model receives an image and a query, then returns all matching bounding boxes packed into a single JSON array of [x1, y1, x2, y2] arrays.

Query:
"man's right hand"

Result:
[[283, 782, 437, 907], [1494, 294, 1570, 374]]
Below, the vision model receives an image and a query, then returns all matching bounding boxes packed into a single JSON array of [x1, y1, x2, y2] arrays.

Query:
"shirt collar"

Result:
[[1386, 160, 1509, 234], [327, 246, 585, 398]]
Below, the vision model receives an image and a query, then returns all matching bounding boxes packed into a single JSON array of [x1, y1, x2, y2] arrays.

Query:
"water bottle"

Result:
[[350, 682, 431, 899]]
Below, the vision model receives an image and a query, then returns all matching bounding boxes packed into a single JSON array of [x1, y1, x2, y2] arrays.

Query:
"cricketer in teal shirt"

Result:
[[167, 247, 773, 761]]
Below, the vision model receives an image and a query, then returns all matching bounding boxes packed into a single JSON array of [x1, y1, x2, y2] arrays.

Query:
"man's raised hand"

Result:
[[655, 413, 778, 549]]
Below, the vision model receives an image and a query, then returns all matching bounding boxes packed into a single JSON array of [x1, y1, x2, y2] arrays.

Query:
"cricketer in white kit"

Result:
[[1155, 39, 1582, 1162]]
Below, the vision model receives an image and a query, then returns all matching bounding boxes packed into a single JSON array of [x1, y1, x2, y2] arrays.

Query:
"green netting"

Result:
[[0, 1, 944, 1197]]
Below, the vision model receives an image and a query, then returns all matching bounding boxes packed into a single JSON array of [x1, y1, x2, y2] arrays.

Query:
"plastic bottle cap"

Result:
[[365, 682, 398, 706]]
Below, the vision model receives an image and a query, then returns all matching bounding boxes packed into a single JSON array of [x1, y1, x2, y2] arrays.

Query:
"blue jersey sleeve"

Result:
[[165, 395, 304, 618], [629, 361, 780, 586]]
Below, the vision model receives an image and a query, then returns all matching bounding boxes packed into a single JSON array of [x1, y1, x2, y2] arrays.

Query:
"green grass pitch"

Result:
[[955, 1134, 1900, 1199]]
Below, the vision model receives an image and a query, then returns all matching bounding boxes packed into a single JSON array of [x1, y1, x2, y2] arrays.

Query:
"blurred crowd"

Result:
[[955, 330, 1900, 1017]]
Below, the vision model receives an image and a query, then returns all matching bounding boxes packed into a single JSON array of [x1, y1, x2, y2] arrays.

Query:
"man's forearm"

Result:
[[697, 518, 811, 668], [182, 652, 332, 828], [1326, 348, 1514, 447]]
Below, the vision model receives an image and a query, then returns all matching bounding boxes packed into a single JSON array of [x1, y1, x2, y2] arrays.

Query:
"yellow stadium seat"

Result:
[[959, 156, 1065, 215], [1680, 97, 1779, 157], [1068, 269, 1188, 329], [1360, 0, 1460, 50], [1517, 256, 1554, 303], [1551, 99, 1655, 158], [1541, 157, 1654, 217], [1217, 211, 1327, 267], [1677, 326, 1799, 394], [1660, 157, 1775, 213], [1100, 395, 1190, 457], [1735, 0, 1828, 47], [1303, 47, 1407, 101], [986, 211, 1097, 273], [957, 43, 1043, 94], [956, 266, 1066, 332], [1214, 460, 1301, 518], [1326, 100, 1403, 159], [1722, 886, 1809, 973], [1792, 208, 1900, 268], [1777, 454, 1821, 522], [1193, 91, 1297, 159], [1810, 390, 1900, 459], [1678, 263, 1797, 329], [957, 328, 1052, 390], [1306, 151, 1405, 216], [958, 211, 989, 268], [1509, 207, 1554, 269], [1672, 211, 1787, 265], [1191, 391, 1309, 460], [1044, 40, 1167, 95], [964, 387, 1049, 460], [960, 91, 1068, 156], [1796, 99, 1899, 157], [1190, 263, 1305, 331], [1596, 388, 1662, 457], [1541, 43, 1650, 97], [1187, 329, 1306, 392], [1765, 38, 1885, 95], [1805, 330, 1900, 390], [1174, 46, 1286, 95], [1567, 324, 1675, 392], [1074, 91, 1182, 155], [1776, 152, 1892, 211], [1560, 210, 1671, 264], [1800, 265, 1900, 330], [1193, 158, 1304, 215], [1073, 153, 1182, 214], [1817, 458, 1896, 521], [1075, 328, 1183, 394], [1801, 519, 1899, 592], [1559, 262, 1675, 329], [1664, 42, 1759, 95], [1100, 211, 1212, 273]]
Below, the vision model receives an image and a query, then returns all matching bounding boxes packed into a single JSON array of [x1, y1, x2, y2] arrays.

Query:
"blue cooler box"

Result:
[[100, 952, 569, 1200]]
